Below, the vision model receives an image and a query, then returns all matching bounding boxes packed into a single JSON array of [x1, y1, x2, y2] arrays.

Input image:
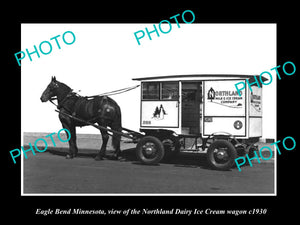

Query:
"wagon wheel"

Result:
[[245, 144, 258, 159], [136, 136, 165, 165], [206, 140, 237, 170], [160, 135, 180, 159]]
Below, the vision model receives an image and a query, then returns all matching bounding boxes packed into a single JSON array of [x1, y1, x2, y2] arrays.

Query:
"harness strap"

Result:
[[50, 84, 139, 117], [49, 98, 58, 107], [84, 84, 140, 99], [57, 91, 77, 109]]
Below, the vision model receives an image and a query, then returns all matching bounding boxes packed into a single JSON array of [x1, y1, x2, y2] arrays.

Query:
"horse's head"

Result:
[[40, 76, 61, 102]]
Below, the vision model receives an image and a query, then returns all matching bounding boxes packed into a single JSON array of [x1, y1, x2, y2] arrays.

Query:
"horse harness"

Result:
[[50, 91, 109, 123]]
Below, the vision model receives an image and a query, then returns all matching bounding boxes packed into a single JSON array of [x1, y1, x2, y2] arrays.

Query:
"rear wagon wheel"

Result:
[[207, 140, 237, 170], [136, 136, 165, 165]]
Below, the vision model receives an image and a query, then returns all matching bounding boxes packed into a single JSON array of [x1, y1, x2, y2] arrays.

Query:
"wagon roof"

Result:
[[132, 74, 268, 82]]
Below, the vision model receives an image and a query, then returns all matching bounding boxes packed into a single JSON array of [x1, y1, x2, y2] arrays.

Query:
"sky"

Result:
[[21, 23, 276, 139]]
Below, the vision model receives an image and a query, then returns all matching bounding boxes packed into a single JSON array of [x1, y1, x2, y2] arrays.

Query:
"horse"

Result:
[[40, 76, 122, 160]]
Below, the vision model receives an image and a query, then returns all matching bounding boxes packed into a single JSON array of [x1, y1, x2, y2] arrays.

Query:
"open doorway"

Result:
[[181, 82, 202, 134]]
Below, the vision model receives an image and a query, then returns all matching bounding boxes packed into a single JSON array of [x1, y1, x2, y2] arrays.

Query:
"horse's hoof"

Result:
[[66, 154, 73, 159], [112, 154, 122, 160], [95, 155, 104, 161], [118, 156, 125, 161]]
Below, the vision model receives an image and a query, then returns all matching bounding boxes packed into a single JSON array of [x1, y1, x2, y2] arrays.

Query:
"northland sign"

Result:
[[207, 87, 243, 108]]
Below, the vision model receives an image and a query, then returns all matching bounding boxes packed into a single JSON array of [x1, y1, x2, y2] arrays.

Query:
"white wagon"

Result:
[[132, 74, 266, 170]]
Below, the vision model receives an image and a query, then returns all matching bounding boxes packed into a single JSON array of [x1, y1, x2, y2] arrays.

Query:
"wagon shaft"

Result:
[[55, 109, 143, 141]]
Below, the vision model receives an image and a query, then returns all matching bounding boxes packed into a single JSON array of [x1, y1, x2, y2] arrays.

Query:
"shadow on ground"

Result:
[[45, 146, 213, 170]]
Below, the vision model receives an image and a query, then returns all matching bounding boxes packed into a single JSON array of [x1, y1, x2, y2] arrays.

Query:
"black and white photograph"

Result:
[[20, 23, 277, 195], [5, 5, 298, 220]]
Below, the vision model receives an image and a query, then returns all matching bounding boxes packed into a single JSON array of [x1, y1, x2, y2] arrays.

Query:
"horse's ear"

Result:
[[52, 76, 56, 82]]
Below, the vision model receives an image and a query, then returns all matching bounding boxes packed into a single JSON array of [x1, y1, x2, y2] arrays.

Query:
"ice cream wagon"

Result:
[[132, 74, 266, 170]]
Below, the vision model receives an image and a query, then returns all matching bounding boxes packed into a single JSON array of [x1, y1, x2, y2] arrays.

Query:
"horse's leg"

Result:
[[71, 126, 79, 157], [60, 121, 78, 159], [66, 126, 78, 159], [111, 126, 122, 160], [95, 129, 109, 160]]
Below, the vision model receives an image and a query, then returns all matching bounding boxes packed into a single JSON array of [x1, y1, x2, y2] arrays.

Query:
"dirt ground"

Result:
[[23, 132, 275, 194]]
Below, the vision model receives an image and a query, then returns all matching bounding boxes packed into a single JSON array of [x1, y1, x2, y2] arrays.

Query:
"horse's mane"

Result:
[[57, 81, 72, 92]]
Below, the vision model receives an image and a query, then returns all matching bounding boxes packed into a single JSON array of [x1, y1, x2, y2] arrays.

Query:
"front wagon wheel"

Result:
[[136, 136, 165, 165], [207, 140, 237, 170]]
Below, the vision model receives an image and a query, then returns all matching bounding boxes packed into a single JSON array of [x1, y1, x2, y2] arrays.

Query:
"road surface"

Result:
[[23, 143, 275, 194]]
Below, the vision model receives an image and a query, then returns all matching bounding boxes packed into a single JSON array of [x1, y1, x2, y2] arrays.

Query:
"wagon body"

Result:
[[132, 74, 266, 170], [133, 74, 263, 139]]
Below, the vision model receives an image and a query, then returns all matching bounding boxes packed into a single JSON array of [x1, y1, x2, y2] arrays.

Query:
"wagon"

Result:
[[131, 74, 266, 170], [57, 74, 266, 170]]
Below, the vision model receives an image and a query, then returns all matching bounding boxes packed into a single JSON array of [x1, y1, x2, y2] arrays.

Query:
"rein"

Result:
[[49, 84, 140, 108], [49, 98, 58, 107], [84, 84, 140, 99]]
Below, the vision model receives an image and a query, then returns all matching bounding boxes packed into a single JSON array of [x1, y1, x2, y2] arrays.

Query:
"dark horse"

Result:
[[40, 76, 122, 160]]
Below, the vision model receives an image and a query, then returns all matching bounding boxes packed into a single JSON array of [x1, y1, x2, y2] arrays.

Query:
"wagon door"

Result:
[[203, 80, 246, 137], [181, 82, 202, 134]]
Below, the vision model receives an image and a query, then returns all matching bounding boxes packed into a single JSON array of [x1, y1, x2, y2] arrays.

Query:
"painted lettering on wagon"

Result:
[[10, 128, 71, 164]]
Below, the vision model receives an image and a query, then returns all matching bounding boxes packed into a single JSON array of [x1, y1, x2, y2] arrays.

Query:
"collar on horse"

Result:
[[49, 90, 78, 110], [50, 91, 108, 124]]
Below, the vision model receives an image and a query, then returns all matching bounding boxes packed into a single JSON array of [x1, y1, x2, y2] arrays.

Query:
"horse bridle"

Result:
[[49, 90, 76, 109]]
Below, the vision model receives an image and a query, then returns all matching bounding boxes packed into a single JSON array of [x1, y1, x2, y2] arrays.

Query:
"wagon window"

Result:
[[142, 82, 160, 100], [162, 82, 179, 100]]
